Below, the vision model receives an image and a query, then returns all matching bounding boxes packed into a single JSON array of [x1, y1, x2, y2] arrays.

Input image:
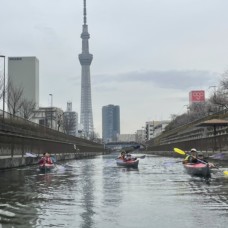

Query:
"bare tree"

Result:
[[209, 90, 228, 109], [89, 131, 100, 142], [210, 70, 228, 109], [166, 101, 212, 130], [20, 99, 36, 120], [220, 70, 228, 90], [188, 102, 208, 117], [56, 113, 63, 131], [63, 113, 76, 135], [7, 80, 24, 116]]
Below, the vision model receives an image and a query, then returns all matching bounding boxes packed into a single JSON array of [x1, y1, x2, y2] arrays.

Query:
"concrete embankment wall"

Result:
[[0, 151, 106, 170]]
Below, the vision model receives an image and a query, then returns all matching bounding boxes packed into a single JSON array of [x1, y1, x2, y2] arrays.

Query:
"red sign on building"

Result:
[[189, 90, 205, 103]]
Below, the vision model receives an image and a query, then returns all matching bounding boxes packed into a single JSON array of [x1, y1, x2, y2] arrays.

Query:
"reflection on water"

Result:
[[0, 154, 228, 227], [80, 160, 95, 228]]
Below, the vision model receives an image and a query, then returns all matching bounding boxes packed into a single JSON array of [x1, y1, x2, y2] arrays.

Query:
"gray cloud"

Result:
[[0, 0, 227, 135], [94, 70, 218, 90]]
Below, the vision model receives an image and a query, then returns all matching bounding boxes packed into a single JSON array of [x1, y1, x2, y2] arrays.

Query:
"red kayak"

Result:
[[183, 163, 211, 178], [39, 163, 55, 172], [116, 158, 139, 168]]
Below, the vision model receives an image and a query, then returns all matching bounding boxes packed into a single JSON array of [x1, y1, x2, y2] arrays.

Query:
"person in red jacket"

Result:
[[39, 152, 53, 165]]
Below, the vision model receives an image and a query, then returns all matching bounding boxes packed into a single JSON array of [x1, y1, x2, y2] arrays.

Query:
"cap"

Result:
[[191, 148, 197, 152]]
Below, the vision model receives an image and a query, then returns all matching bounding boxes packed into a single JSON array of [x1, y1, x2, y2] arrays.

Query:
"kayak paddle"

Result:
[[174, 148, 208, 164]]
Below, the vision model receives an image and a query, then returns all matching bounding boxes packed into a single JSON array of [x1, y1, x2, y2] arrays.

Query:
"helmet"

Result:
[[191, 148, 197, 152]]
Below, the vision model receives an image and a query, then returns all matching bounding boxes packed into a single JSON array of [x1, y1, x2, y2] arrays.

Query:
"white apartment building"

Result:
[[145, 120, 170, 140], [31, 107, 64, 132], [153, 121, 170, 137]]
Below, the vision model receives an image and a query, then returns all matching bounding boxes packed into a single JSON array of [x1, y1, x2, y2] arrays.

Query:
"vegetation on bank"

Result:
[[145, 71, 228, 147], [166, 70, 228, 131]]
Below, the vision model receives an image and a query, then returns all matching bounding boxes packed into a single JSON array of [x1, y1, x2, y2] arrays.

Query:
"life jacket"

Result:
[[184, 155, 190, 161], [46, 157, 53, 164], [185, 155, 197, 163], [39, 156, 53, 165], [38, 157, 45, 165]]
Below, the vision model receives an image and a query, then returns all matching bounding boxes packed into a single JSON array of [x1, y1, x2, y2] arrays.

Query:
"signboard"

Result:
[[189, 90, 205, 103]]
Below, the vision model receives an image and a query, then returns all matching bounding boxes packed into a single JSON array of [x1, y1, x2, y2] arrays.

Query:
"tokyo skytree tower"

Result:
[[78, 0, 94, 137]]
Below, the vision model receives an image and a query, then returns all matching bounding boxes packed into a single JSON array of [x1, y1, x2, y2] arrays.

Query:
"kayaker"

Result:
[[182, 148, 198, 164], [119, 151, 126, 160], [125, 153, 132, 161], [39, 152, 54, 165], [197, 152, 215, 168], [125, 153, 137, 161], [197, 152, 207, 163]]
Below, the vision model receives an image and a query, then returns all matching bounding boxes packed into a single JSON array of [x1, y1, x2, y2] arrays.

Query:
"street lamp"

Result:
[[0, 55, 5, 120], [49, 94, 53, 129]]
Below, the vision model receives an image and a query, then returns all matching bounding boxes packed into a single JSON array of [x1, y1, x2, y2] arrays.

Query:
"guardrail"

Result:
[[0, 109, 104, 157]]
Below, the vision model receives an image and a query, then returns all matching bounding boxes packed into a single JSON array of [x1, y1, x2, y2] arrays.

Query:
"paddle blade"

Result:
[[173, 148, 186, 155], [223, 171, 228, 175]]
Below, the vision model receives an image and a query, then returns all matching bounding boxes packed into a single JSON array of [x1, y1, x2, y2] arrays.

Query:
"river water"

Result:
[[1, 153, 228, 228]]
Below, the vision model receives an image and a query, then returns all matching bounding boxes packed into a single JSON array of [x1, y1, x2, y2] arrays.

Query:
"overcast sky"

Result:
[[0, 0, 228, 136]]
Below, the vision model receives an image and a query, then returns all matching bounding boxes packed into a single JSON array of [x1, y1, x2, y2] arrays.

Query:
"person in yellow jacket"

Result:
[[182, 148, 198, 164]]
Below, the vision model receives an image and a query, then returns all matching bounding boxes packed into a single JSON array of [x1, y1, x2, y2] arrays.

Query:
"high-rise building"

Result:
[[63, 102, 78, 136], [8, 56, 39, 109], [102, 105, 120, 143], [78, 0, 93, 137]]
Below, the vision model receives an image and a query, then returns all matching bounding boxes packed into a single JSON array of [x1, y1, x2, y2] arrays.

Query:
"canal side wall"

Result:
[[0, 115, 105, 159], [0, 151, 106, 170]]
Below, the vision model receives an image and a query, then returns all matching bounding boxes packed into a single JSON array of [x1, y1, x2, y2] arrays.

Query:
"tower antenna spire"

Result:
[[83, 0, 87, 25]]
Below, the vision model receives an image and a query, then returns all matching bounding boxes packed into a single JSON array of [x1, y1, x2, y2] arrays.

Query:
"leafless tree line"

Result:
[[0, 75, 100, 140], [0, 77, 36, 119]]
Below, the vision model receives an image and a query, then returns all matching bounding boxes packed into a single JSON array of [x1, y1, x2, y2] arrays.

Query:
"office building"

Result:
[[8, 56, 39, 110], [102, 105, 120, 143]]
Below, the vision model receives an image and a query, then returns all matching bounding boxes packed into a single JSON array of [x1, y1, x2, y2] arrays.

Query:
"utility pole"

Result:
[[0, 55, 5, 121], [49, 94, 53, 129]]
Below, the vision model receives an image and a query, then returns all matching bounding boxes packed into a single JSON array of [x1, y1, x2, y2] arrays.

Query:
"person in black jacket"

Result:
[[197, 152, 215, 168]]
